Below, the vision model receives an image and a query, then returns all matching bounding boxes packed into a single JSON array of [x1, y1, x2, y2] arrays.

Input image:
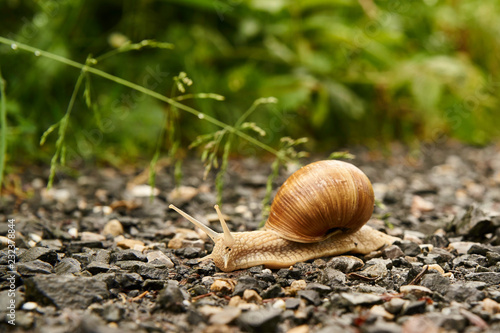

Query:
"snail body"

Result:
[[170, 160, 397, 272]]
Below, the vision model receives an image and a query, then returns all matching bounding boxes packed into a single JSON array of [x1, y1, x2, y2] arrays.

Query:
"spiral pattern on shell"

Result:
[[265, 160, 375, 243]]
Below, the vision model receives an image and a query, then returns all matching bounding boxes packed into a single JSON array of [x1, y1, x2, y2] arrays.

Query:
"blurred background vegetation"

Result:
[[1, 0, 500, 172]]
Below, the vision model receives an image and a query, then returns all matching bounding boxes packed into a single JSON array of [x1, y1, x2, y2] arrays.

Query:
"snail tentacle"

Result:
[[169, 204, 219, 242]]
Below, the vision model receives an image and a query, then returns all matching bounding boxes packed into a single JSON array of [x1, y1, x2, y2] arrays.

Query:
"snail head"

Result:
[[169, 204, 235, 269]]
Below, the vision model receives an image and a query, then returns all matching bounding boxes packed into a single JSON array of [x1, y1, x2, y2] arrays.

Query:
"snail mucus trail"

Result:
[[169, 160, 398, 272]]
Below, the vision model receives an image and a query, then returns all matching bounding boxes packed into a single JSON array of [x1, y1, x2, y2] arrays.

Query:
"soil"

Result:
[[1, 142, 500, 333]]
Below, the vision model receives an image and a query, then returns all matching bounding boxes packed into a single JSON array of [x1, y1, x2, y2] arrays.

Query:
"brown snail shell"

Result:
[[265, 160, 375, 243]]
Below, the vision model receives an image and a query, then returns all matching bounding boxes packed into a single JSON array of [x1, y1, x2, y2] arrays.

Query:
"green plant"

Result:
[[0, 37, 308, 199]]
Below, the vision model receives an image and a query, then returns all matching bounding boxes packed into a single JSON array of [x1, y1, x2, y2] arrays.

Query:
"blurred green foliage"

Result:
[[1, 0, 499, 169]]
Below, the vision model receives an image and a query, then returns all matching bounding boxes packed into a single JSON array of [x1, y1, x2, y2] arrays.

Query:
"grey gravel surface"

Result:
[[1, 143, 500, 332]]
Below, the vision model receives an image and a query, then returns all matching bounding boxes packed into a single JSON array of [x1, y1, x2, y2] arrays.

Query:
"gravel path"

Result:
[[1, 143, 500, 333]]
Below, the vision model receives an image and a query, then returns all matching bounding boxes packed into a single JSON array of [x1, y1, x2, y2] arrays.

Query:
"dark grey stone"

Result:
[[254, 272, 276, 283], [17, 259, 53, 276], [468, 244, 491, 255], [327, 256, 364, 273], [420, 273, 451, 294], [24, 275, 108, 309], [67, 241, 104, 253], [363, 321, 401, 333], [111, 249, 147, 262], [94, 249, 111, 263], [103, 303, 125, 322], [306, 282, 332, 295], [395, 240, 421, 257], [19, 247, 58, 266], [298, 289, 321, 306], [115, 273, 143, 289], [72, 253, 93, 265], [465, 272, 500, 285], [317, 267, 346, 286], [429, 248, 454, 264], [452, 205, 498, 238], [285, 298, 301, 310], [277, 268, 302, 279], [401, 300, 427, 316], [155, 281, 188, 312], [38, 239, 63, 251], [261, 284, 283, 299], [384, 245, 404, 259], [487, 251, 500, 265], [114, 260, 148, 270], [233, 276, 262, 296], [453, 254, 488, 268], [86, 262, 111, 274], [143, 279, 168, 290], [136, 265, 170, 280], [54, 257, 81, 275], [445, 283, 485, 302], [340, 292, 382, 306], [174, 247, 203, 258], [237, 308, 281, 332]]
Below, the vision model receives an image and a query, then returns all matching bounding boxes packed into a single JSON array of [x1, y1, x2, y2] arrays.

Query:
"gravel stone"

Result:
[[37, 239, 64, 251], [86, 262, 111, 274], [136, 265, 171, 280], [67, 241, 104, 253], [384, 298, 407, 314], [285, 298, 301, 310], [384, 245, 405, 259], [326, 256, 364, 273], [174, 247, 203, 258], [453, 254, 488, 268], [209, 306, 241, 325], [277, 268, 302, 279], [72, 253, 93, 265], [103, 303, 125, 322], [19, 247, 58, 266], [17, 259, 53, 275], [143, 279, 168, 290], [298, 290, 321, 306], [401, 300, 427, 316], [394, 240, 422, 256], [465, 272, 500, 285], [445, 283, 485, 302], [420, 273, 451, 293], [24, 275, 109, 309], [341, 292, 382, 306], [262, 284, 284, 299], [156, 281, 189, 312], [114, 273, 143, 289], [487, 251, 500, 265], [146, 250, 174, 268], [111, 249, 147, 262], [424, 234, 450, 248], [428, 248, 454, 264], [468, 243, 491, 255], [233, 276, 262, 296], [363, 321, 401, 333], [237, 308, 281, 332], [317, 267, 346, 286], [54, 257, 82, 275], [306, 282, 332, 295]]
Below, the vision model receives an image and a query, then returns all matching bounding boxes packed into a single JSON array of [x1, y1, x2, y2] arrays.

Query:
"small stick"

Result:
[[408, 265, 429, 285]]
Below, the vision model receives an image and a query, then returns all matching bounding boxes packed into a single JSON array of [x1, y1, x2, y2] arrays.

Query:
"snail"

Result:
[[169, 160, 397, 272]]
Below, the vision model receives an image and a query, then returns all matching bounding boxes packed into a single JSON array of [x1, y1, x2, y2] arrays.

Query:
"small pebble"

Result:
[[146, 251, 174, 268], [102, 219, 124, 237], [400, 285, 433, 297], [130, 184, 159, 197], [116, 239, 145, 250]]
